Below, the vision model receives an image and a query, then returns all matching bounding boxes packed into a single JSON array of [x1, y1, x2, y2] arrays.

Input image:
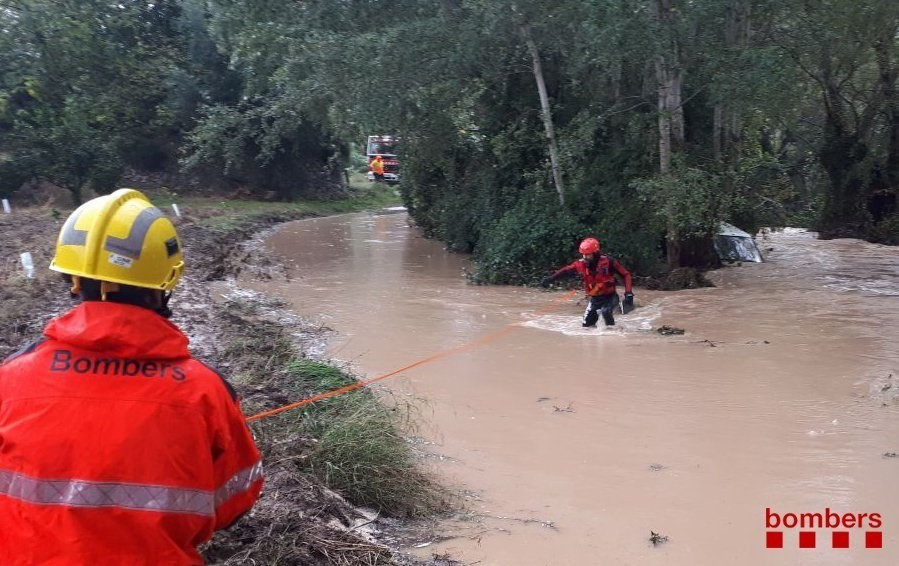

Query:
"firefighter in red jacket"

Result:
[[540, 237, 634, 327], [0, 189, 263, 564]]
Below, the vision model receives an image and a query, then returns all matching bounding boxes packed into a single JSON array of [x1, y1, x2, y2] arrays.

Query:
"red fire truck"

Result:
[[366, 135, 399, 183]]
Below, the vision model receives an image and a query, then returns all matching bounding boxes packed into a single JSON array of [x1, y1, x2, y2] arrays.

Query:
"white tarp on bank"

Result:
[[714, 223, 764, 263]]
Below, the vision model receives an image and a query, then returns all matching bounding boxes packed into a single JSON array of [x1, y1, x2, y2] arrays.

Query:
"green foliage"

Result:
[[0, 0, 181, 201], [180, 105, 248, 174], [727, 155, 799, 234], [0, 156, 36, 199], [160, 183, 400, 230], [771, 0, 899, 237], [286, 360, 445, 517], [632, 166, 724, 237], [181, 101, 349, 199], [1, 0, 896, 275], [471, 189, 584, 285], [349, 145, 369, 173], [868, 214, 899, 245], [5, 106, 124, 203]]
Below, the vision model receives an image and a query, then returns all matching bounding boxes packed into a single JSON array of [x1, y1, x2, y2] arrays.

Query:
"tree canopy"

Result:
[[1, 0, 897, 276]]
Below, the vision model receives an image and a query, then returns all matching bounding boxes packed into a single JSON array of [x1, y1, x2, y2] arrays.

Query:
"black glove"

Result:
[[540, 277, 553, 288], [623, 292, 634, 307]]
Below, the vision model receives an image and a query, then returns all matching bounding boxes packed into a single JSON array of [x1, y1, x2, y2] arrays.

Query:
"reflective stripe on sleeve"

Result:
[[0, 468, 214, 516], [214, 460, 263, 508]]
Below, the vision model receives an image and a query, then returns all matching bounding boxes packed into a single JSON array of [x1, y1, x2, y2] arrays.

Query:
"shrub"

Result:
[[470, 189, 584, 285], [868, 214, 899, 245]]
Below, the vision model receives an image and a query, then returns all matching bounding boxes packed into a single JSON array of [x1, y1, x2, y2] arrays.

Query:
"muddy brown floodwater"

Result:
[[241, 210, 899, 566]]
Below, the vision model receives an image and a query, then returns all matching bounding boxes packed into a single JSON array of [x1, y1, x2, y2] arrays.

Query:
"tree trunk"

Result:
[[714, 1, 751, 166], [69, 179, 84, 206], [714, 1, 751, 209], [721, 0, 750, 168], [818, 128, 868, 237], [658, 91, 673, 174], [512, 4, 565, 206], [875, 33, 899, 188], [817, 47, 871, 238], [655, 58, 684, 174], [713, 104, 723, 162], [652, 0, 684, 267]]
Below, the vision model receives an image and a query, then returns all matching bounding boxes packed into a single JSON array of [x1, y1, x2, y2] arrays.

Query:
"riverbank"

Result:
[[0, 185, 459, 565]]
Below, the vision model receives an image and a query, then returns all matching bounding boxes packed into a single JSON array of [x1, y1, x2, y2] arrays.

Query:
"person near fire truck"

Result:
[[0, 189, 263, 564], [370, 154, 385, 182], [540, 237, 634, 327]]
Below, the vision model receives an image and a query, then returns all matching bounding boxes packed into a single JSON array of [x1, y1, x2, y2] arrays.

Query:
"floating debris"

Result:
[[884, 452, 898, 458], [657, 325, 685, 335], [650, 531, 669, 546], [489, 514, 558, 530], [648, 464, 665, 472]]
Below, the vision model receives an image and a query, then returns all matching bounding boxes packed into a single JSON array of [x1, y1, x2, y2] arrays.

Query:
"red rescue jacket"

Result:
[[549, 254, 633, 296], [0, 302, 263, 565]]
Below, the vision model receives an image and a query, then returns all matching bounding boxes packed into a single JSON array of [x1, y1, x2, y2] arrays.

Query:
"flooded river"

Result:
[[243, 210, 899, 565]]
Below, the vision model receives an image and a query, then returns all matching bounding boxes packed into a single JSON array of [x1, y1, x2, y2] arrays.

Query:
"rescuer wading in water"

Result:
[[541, 237, 634, 327]]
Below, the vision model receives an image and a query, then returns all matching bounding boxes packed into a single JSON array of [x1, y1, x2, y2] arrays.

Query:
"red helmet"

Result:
[[578, 237, 600, 255]]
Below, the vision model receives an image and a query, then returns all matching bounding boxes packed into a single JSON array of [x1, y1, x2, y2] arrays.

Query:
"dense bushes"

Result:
[[868, 214, 899, 245]]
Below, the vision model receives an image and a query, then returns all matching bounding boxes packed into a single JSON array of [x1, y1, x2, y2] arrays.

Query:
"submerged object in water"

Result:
[[715, 223, 763, 263]]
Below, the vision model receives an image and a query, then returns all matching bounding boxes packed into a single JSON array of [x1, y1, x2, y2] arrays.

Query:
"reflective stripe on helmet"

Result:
[[61, 205, 167, 260], [104, 206, 165, 259], [59, 209, 87, 246]]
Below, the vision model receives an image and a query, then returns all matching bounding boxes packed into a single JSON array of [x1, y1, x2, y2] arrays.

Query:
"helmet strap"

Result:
[[156, 291, 174, 318], [100, 281, 121, 301]]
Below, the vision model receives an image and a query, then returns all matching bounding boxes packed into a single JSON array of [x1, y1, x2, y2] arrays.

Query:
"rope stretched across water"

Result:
[[245, 289, 577, 422]]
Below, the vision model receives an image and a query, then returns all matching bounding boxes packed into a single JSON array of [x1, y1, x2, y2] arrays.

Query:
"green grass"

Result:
[[215, 297, 449, 519], [278, 359, 449, 518], [150, 183, 402, 230]]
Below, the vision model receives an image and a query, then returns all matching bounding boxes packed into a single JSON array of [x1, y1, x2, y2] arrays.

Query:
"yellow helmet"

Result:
[[50, 189, 184, 291]]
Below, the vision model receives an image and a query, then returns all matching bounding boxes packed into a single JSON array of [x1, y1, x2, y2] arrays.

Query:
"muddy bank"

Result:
[[0, 200, 453, 566]]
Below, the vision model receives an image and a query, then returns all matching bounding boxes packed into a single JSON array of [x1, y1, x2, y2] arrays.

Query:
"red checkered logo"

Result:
[[765, 508, 883, 549]]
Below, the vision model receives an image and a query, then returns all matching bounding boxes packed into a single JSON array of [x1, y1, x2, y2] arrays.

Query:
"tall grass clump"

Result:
[[285, 360, 449, 518], [205, 291, 449, 520]]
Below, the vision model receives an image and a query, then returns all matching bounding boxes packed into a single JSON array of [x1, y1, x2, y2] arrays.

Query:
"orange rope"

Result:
[[245, 289, 577, 422]]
